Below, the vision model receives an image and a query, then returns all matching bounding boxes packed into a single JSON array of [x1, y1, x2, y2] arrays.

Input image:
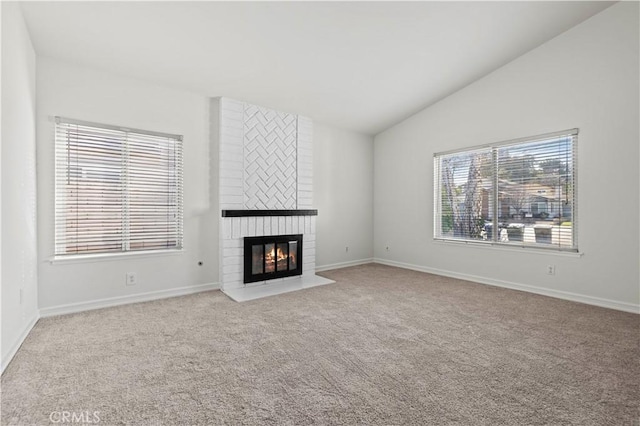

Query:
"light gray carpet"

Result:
[[2, 264, 639, 425]]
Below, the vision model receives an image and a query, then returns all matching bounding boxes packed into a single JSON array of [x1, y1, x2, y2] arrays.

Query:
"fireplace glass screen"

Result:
[[244, 234, 303, 283]]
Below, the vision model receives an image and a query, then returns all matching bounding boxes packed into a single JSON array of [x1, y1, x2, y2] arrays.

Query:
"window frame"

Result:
[[433, 129, 578, 253], [54, 116, 184, 259]]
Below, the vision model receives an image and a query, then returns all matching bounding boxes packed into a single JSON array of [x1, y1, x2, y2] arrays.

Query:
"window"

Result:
[[434, 129, 577, 251], [55, 117, 183, 256]]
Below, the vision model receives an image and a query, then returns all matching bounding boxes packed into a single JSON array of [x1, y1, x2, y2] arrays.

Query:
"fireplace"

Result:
[[243, 234, 303, 283], [216, 98, 333, 299]]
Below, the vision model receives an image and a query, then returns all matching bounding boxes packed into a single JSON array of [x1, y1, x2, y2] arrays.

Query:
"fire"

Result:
[[251, 241, 299, 276], [266, 247, 288, 262]]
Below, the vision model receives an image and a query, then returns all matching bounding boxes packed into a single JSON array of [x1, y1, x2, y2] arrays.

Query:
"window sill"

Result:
[[49, 249, 184, 265], [433, 239, 584, 258]]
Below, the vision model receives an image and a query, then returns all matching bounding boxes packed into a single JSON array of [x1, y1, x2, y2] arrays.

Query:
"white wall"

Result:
[[36, 58, 216, 314], [314, 123, 374, 270], [373, 2, 639, 312], [1, 2, 39, 370]]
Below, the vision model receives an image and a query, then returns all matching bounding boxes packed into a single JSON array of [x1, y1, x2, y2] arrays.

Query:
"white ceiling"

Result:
[[20, 1, 613, 135]]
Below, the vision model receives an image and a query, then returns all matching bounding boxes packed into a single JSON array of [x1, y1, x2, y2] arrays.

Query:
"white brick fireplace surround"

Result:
[[213, 97, 334, 301]]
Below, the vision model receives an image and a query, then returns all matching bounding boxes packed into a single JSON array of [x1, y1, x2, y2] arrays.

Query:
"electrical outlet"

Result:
[[546, 265, 556, 275], [126, 272, 138, 286]]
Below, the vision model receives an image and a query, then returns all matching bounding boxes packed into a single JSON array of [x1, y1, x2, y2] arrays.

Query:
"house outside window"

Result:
[[434, 129, 577, 251], [54, 117, 183, 256]]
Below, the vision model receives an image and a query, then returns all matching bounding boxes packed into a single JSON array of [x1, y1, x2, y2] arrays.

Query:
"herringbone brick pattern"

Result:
[[243, 104, 298, 209]]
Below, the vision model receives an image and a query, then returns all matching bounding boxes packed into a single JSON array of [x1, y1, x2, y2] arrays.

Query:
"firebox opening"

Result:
[[244, 234, 303, 283]]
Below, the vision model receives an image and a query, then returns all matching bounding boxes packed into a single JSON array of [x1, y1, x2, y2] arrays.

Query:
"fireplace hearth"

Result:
[[244, 234, 303, 283]]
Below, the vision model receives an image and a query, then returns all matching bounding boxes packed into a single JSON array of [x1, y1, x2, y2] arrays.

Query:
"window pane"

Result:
[[436, 149, 492, 241], [128, 132, 182, 251], [55, 124, 126, 254], [497, 136, 574, 249]]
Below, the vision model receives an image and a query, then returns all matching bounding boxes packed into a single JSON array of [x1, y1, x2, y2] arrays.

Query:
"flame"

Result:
[[253, 243, 297, 274], [265, 247, 289, 262]]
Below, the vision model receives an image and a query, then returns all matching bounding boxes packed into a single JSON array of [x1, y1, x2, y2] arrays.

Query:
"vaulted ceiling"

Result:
[[20, 1, 613, 135]]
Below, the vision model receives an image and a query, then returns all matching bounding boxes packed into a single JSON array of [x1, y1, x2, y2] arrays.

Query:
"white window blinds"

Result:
[[55, 118, 183, 256], [434, 129, 577, 251]]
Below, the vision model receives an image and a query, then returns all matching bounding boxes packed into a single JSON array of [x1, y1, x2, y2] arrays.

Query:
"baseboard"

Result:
[[1, 313, 39, 375], [315, 258, 374, 272], [373, 258, 640, 314], [39, 282, 220, 318]]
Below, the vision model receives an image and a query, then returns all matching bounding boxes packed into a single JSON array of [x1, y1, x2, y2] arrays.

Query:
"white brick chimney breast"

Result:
[[212, 97, 333, 301]]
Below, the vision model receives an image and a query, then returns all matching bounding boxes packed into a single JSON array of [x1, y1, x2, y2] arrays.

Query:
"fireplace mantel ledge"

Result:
[[221, 209, 318, 218]]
